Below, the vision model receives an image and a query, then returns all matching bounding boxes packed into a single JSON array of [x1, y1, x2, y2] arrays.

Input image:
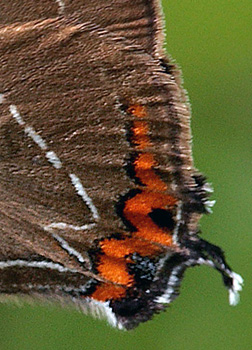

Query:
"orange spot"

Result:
[[91, 283, 126, 302], [134, 153, 167, 191], [123, 190, 177, 247], [125, 190, 177, 213], [132, 121, 151, 149], [97, 255, 134, 286], [135, 152, 155, 170], [100, 237, 162, 258], [133, 121, 148, 136], [127, 104, 147, 118], [134, 221, 173, 246]]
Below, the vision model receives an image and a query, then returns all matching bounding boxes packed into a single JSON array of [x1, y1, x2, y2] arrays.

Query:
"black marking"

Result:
[[109, 253, 187, 330], [127, 253, 158, 287], [115, 188, 142, 232], [118, 102, 130, 115], [182, 173, 210, 214], [125, 121, 135, 146], [159, 58, 174, 75], [111, 295, 148, 318], [124, 153, 145, 186], [193, 173, 207, 188], [87, 245, 103, 275], [102, 232, 128, 241], [184, 238, 234, 288], [148, 208, 175, 231]]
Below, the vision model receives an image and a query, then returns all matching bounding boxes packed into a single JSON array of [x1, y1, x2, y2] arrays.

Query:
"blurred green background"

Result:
[[0, 1, 251, 349]]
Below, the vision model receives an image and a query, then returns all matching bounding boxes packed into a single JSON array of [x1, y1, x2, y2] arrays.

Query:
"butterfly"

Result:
[[0, 0, 243, 330]]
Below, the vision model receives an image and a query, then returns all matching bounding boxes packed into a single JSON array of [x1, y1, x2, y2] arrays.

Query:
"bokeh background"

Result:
[[0, 1, 251, 349]]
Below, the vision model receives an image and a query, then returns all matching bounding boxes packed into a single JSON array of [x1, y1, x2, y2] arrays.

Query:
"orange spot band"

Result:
[[91, 104, 178, 302]]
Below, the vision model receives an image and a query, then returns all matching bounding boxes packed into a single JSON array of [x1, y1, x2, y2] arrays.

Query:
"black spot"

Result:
[[148, 208, 175, 230]]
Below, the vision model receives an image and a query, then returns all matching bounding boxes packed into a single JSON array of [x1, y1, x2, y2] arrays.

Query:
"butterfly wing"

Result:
[[0, 4, 190, 280], [0, 1, 242, 330]]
